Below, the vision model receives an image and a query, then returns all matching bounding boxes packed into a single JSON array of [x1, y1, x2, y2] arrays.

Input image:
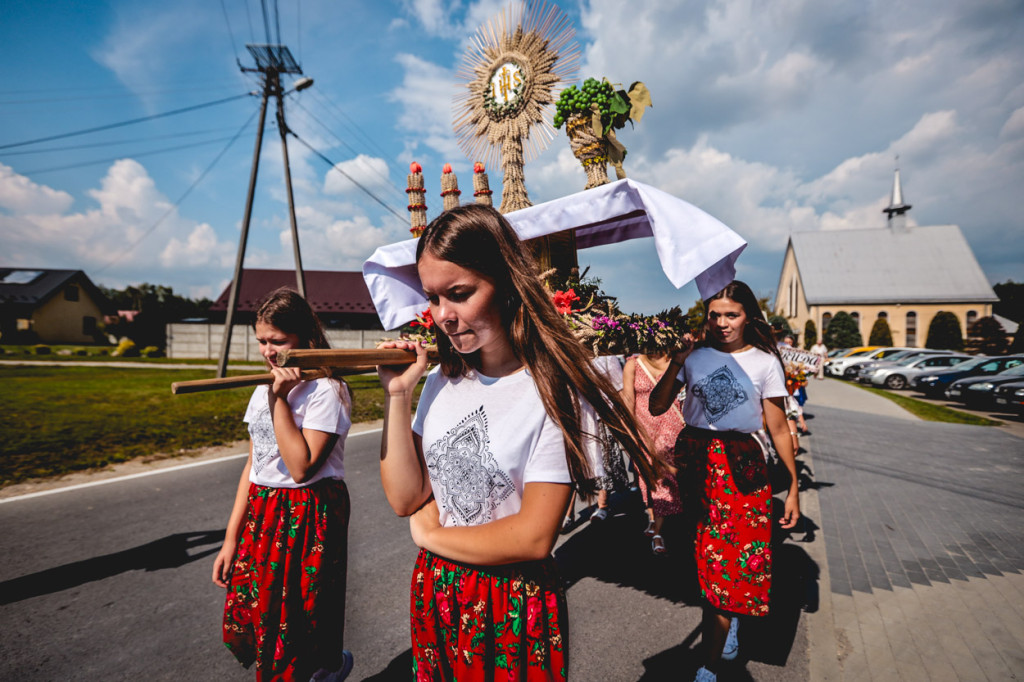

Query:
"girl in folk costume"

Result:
[[213, 288, 354, 682], [376, 204, 658, 681], [622, 350, 687, 555], [649, 281, 800, 682]]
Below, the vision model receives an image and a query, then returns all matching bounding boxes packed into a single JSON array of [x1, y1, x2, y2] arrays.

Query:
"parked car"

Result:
[[825, 346, 883, 377], [947, 363, 1024, 408], [859, 353, 972, 389], [993, 381, 1024, 414], [836, 347, 920, 379], [912, 355, 1024, 398], [846, 348, 954, 380]]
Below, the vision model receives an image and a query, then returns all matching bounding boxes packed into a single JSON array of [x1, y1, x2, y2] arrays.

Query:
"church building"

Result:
[[774, 169, 997, 347]]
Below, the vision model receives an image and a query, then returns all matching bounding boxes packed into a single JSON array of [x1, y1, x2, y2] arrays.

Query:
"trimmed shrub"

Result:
[[113, 338, 139, 357], [141, 346, 164, 358], [868, 317, 894, 346], [803, 320, 818, 350], [824, 312, 862, 349], [966, 316, 1009, 355], [925, 311, 964, 350], [33, 344, 51, 355], [73, 348, 88, 356]]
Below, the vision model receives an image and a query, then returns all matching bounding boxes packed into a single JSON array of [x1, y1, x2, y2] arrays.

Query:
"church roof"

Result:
[[789, 224, 997, 305]]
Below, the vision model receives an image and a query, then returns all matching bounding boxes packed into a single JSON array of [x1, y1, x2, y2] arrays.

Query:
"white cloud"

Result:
[[389, 53, 463, 162], [0, 160, 236, 282], [323, 155, 392, 196], [0, 164, 74, 215]]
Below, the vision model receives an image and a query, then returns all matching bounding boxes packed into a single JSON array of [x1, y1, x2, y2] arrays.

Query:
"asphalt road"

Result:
[[0, 429, 810, 681]]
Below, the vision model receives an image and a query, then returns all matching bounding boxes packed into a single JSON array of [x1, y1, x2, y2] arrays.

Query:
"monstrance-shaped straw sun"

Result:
[[453, 1, 579, 213]]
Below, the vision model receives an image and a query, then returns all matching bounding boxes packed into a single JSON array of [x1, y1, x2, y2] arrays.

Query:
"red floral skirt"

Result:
[[411, 548, 568, 681], [223, 479, 350, 681], [674, 429, 773, 616]]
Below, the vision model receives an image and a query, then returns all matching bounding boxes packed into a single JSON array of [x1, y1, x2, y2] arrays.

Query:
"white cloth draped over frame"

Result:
[[362, 178, 747, 330]]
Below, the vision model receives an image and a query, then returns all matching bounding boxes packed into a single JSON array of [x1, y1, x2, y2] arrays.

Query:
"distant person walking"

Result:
[[810, 338, 828, 380], [650, 281, 800, 682], [212, 288, 355, 682], [623, 351, 687, 555]]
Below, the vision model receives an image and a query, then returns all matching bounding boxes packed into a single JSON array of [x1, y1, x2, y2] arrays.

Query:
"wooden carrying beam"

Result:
[[171, 347, 438, 395], [277, 347, 440, 368]]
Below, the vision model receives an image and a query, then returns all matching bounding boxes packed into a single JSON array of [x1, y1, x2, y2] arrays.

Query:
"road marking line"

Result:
[[0, 427, 383, 504]]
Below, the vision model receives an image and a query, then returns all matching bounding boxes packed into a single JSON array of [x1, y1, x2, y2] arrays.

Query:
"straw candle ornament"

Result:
[[473, 162, 493, 206], [440, 163, 462, 211], [406, 161, 427, 237]]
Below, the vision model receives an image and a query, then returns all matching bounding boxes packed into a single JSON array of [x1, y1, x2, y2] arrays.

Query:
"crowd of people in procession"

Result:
[[210, 204, 815, 682]]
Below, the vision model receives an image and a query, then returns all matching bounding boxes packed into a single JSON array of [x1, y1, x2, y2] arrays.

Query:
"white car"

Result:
[[828, 347, 909, 378], [859, 354, 973, 390]]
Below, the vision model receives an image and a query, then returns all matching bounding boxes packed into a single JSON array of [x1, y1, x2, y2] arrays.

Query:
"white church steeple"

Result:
[[883, 160, 912, 231]]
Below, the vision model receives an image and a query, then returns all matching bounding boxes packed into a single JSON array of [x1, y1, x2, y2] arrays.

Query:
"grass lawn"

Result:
[[0, 344, 258, 365], [851, 382, 1002, 426], [0, 366, 411, 486]]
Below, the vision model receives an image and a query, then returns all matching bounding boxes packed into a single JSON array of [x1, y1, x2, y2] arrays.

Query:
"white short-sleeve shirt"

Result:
[[244, 378, 351, 487], [677, 346, 787, 433], [413, 367, 598, 527]]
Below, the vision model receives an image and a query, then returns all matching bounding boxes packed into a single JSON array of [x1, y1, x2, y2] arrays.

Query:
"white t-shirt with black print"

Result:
[[677, 346, 787, 433], [413, 366, 600, 528], [244, 378, 351, 488]]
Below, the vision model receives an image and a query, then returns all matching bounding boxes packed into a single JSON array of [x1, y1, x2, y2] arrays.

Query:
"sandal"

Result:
[[652, 534, 667, 555], [643, 519, 656, 538]]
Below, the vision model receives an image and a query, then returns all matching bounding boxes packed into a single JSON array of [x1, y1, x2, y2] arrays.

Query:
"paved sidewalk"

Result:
[[801, 379, 1024, 680]]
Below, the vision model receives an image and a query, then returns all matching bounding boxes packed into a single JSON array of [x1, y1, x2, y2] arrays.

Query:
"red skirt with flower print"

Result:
[[411, 548, 568, 681], [223, 479, 350, 681], [674, 429, 773, 617]]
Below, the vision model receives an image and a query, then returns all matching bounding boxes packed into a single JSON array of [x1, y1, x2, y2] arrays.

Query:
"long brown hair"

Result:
[[701, 280, 784, 367], [254, 287, 349, 405], [416, 204, 658, 493]]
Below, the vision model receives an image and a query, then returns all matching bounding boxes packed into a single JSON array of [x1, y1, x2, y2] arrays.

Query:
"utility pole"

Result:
[[217, 44, 312, 378]]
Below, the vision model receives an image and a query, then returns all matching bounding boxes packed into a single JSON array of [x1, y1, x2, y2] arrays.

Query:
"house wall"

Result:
[[31, 283, 105, 344], [782, 302, 991, 348], [166, 324, 390, 360]]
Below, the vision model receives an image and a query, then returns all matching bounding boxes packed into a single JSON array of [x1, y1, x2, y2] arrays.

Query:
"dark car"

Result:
[[911, 355, 1024, 397], [947, 363, 1024, 408], [993, 381, 1024, 414]]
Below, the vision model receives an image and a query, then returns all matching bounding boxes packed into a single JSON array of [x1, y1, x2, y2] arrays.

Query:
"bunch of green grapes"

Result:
[[553, 77, 617, 128]]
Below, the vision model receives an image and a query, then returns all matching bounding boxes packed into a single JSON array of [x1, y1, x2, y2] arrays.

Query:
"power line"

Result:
[[290, 98, 406, 199], [260, 0, 272, 43], [93, 110, 259, 276], [273, 0, 282, 46], [242, 0, 256, 43], [0, 93, 251, 151], [0, 85, 245, 105], [310, 89, 393, 161], [17, 134, 246, 176], [0, 126, 242, 156], [219, 0, 240, 60], [289, 130, 405, 221]]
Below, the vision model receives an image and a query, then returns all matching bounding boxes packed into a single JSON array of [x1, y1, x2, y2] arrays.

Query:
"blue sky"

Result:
[[1, 0, 1022, 318]]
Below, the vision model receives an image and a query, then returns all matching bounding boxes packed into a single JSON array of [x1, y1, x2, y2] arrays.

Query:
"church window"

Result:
[[906, 312, 917, 347]]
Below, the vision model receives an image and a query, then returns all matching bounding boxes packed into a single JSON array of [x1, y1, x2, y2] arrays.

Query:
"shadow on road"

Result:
[[0, 529, 225, 605], [361, 649, 413, 681], [555, 480, 820, 674]]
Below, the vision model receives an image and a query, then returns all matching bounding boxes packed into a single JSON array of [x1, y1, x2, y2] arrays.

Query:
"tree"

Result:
[[824, 311, 862, 349], [925, 311, 963, 350], [868, 317, 894, 346], [99, 284, 212, 349], [803, 319, 818, 350], [993, 280, 1024, 323], [685, 298, 705, 334], [966, 316, 1009, 355]]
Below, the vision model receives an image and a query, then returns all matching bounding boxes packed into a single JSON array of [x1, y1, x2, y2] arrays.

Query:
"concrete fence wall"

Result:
[[166, 323, 389, 361]]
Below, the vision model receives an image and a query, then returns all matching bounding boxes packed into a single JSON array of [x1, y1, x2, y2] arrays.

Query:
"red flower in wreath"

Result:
[[411, 308, 434, 330], [552, 289, 580, 315]]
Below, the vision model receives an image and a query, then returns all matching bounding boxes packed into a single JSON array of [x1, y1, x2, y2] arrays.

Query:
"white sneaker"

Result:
[[721, 617, 739, 660], [590, 508, 609, 522], [693, 666, 717, 682]]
